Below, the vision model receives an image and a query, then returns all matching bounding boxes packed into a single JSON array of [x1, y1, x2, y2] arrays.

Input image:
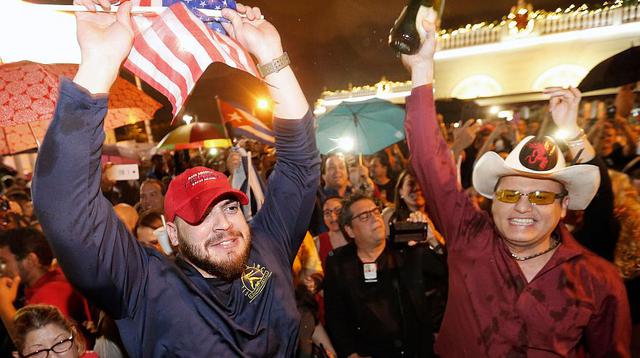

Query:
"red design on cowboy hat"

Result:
[[519, 138, 558, 171]]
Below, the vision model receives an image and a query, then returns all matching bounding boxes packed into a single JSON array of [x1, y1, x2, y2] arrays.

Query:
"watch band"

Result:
[[258, 52, 290, 78]]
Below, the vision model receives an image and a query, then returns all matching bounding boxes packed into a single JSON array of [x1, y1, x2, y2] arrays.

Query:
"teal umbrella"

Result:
[[316, 98, 406, 155]]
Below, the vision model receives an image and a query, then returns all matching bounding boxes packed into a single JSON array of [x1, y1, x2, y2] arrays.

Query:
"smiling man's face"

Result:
[[492, 176, 568, 253], [169, 199, 251, 280]]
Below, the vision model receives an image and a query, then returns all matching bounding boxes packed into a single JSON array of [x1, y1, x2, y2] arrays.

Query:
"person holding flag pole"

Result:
[[32, 1, 320, 357]]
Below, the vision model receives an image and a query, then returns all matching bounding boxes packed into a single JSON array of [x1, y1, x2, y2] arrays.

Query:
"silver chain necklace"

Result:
[[510, 239, 561, 261]]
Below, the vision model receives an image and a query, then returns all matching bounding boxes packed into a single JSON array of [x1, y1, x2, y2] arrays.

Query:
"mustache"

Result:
[[206, 230, 244, 246]]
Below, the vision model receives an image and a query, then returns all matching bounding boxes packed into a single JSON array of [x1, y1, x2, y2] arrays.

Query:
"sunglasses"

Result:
[[495, 189, 567, 205]]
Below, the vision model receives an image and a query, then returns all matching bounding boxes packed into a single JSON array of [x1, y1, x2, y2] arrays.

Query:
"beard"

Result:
[[178, 229, 252, 281]]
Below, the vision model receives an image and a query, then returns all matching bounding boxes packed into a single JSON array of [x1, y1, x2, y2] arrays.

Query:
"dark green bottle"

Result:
[[388, 0, 444, 55]]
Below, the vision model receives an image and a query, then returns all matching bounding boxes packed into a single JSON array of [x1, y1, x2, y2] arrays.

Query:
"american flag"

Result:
[[134, 0, 233, 34], [124, 1, 260, 117], [216, 97, 275, 145]]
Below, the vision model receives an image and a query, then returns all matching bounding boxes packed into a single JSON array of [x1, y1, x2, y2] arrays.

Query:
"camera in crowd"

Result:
[[389, 221, 428, 244]]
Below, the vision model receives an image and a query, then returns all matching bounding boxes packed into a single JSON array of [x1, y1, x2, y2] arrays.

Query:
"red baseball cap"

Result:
[[164, 167, 248, 224]]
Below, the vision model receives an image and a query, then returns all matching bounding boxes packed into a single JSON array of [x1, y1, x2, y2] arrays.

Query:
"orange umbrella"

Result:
[[0, 61, 162, 154]]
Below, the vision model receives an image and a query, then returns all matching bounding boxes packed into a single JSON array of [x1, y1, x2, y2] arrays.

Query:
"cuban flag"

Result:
[[229, 147, 267, 220], [125, 1, 260, 117], [216, 97, 275, 146]]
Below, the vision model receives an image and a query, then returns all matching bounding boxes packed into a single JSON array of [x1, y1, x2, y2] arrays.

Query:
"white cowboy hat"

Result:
[[472, 136, 600, 210]]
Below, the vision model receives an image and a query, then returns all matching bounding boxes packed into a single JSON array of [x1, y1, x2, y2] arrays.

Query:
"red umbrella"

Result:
[[0, 61, 162, 154]]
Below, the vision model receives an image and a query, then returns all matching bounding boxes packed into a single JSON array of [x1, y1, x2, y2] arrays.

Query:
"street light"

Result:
[[554, 129, 571, 140], [336, 136, 355, 152], [256, 98, 270, 111]]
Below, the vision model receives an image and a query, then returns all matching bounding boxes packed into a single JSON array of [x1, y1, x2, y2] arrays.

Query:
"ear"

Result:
[[344, 224, 355, 239], [166, 222, 179, 247], [560, 196, 569, 219], [23, 252, 40, 268]]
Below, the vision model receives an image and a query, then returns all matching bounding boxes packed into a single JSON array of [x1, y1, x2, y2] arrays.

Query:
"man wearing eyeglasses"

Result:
[[399, 12, 631, 357], [324, 193, 447, 357]]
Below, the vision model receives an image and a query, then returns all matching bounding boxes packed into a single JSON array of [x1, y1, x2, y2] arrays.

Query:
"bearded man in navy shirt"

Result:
[[32, 1, 320, 356]]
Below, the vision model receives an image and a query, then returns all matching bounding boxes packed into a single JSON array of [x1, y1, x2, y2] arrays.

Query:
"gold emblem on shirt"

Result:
[[241, 263, 272, 303]]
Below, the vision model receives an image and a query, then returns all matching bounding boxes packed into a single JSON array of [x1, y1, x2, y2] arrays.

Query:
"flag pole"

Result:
[[27, 123, 41, 149], [36, 5, 262, 19], [214, 96, 234, 146]]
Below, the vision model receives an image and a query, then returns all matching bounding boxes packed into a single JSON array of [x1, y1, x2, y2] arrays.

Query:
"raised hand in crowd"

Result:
[[222, 4, 307, 118], [73, 0, 134, 94], [544, 86, 582, 135], [0, 275, 20, 339], [543, 86, 595, 163], [450, 119, 480, 159], [0, 276, 20, 308], [401, 10, 437, 87], [221, 4, 280, 63]]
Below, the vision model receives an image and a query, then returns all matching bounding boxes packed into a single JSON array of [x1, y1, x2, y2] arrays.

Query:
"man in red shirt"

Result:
[[0, 228, 90, 342], [401, 12, 631, 357]]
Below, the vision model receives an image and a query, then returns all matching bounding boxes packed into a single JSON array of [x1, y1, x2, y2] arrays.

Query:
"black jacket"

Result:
[[324, 243, 447, 358]]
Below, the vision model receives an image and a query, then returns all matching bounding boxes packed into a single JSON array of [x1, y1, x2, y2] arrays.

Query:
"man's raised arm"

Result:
[[401, 15, 487, 249], [223, 7, 321, 259], [32, 1, 147, 318]]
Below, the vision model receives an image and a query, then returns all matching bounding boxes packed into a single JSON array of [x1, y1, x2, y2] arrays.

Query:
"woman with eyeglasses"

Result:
[[314, 196, 348, 271], [12, 305, 97, 358]]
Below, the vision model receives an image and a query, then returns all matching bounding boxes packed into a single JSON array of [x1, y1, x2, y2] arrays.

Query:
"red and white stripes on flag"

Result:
[[124, 1, 259, 116]]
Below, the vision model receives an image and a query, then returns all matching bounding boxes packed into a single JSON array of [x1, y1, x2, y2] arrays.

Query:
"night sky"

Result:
[[248, 0, 607, 99]]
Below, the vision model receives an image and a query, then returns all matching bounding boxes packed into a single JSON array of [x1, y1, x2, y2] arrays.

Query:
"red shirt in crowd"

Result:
[[25, 267, 91, 325]]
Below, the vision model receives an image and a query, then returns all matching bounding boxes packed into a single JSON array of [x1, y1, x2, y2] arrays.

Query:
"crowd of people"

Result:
[[0, 0, 637, 357]]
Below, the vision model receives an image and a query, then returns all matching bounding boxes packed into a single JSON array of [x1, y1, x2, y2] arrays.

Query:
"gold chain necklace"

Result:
[[510, 239, 561, 261]]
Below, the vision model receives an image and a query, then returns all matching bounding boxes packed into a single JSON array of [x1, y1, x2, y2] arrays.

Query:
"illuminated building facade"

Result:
[[315, 0, 640, 115]]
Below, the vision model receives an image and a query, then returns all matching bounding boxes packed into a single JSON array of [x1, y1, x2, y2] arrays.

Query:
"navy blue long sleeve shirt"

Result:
[[32, 79, 320, 357]]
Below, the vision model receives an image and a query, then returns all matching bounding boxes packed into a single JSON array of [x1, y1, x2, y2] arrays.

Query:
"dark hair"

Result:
[[321, 195, 343, 209], [13, 305, 82, 353], [135, 210, 163, 235], [338, 192, 381, 231], [392, 169, 418, 223], [151, 154, 164, 162], [141, 178, 165, 195], [0, 228, 52, 266], [372, 152, 390, 170]]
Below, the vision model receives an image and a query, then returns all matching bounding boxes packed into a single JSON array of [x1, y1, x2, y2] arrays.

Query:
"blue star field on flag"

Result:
[[162, 0, 236, 34]]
